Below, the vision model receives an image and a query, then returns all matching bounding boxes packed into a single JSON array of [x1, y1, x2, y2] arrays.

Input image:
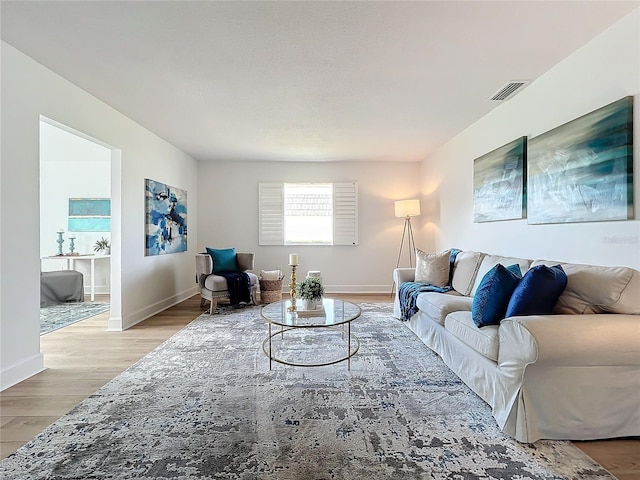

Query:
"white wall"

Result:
[[197, 160, 421, 292], [1, 42, 199, 390], [420, 9, 640, 269], [40, 121, 112, 293]]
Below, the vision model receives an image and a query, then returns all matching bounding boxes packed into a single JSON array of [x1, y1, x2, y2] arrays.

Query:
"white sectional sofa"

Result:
[[393, 250, 640, 443]]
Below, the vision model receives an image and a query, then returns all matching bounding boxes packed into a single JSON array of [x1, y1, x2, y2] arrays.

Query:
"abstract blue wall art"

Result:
[[68, 198, 111, 232], [145, 179, 187, 256], [528, 96, 633, 224], [473, 137, 527, 223]]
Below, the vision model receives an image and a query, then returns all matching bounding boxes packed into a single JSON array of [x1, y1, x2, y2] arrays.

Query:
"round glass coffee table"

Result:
[[260, 298, 362, 369]]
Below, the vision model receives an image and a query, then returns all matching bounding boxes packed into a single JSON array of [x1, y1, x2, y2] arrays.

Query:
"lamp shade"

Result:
[[394, 199, 421, 218]]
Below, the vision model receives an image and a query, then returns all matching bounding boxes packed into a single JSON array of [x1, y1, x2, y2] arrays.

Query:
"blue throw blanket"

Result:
[[398, 249, 461, 322], [217, 272, 251, 306]]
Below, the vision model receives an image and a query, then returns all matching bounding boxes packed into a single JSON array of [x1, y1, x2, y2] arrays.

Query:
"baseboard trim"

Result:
[[0, 353, 45, 392], [116, 287, 198, 331], [83, 286, 110, 295]]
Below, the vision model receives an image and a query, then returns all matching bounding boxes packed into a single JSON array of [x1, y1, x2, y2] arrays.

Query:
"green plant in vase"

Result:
[[94, 237, 111, 255], [297, 278, 324, 310]]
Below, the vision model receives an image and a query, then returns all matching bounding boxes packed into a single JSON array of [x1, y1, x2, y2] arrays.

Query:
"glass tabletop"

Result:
[[260, 298, 361, 327]]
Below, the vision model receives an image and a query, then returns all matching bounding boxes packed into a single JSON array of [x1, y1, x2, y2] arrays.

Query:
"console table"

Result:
[[41, 254, 110, 301]]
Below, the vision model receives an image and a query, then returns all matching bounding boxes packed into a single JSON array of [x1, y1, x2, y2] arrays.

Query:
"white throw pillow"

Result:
[[415, 249, 450, 287], [260, 269, 281, 280], [451, 251, 485, 296]]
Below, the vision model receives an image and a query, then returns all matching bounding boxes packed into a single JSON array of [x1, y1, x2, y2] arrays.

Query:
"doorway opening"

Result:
[[39, 117, 121, 333]]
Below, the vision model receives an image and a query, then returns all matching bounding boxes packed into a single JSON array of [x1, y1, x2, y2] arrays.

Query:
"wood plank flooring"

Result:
[[1, 294, 638, 479]]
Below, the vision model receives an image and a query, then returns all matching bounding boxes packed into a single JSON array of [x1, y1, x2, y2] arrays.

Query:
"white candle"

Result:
[[57, 228, 65, 234], [289, 253, 298, 266]]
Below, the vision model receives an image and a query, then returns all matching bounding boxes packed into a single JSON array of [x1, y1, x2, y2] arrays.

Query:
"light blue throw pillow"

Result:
[[506, 264, 567, 317], [206, 247, 238, 273], [472, 264, 522, 328]]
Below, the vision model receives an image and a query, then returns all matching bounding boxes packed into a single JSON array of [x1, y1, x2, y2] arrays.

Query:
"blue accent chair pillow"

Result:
[[506, 264, 567, 317], [472, 264, 522, 328], [206, 247, 239, 273]]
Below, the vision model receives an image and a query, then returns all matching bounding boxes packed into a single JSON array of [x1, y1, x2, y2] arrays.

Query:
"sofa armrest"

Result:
[[236, 252, 255, 271], [196, 253, 212, 287], [393, 268, 416, 286], [495, 313, 640, 441], [392, 268, 416, 319], [499, 314, 640, 367]]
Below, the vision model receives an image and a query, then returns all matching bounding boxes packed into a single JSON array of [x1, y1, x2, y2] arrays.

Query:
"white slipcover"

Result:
[[393, 250, 640, 442]]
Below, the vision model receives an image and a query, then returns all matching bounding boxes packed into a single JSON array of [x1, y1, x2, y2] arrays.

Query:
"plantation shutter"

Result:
[[258, 183, 284, 245], [259, 182, 358, 245], [333, 182, 358, 246]]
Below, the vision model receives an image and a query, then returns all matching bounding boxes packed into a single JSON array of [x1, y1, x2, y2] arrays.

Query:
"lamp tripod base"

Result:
[[391, 217, 416, 296]]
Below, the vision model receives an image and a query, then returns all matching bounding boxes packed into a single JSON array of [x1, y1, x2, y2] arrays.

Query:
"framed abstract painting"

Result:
[[68, 198, 111, 232], [473, 136, 527, 223], [527, 96, 633, 225], [145, 179, 187, 256]]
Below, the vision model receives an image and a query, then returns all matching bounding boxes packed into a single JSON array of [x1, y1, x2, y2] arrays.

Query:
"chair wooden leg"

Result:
[[200, 297, 207, 308], [209, 298, 218, 315]]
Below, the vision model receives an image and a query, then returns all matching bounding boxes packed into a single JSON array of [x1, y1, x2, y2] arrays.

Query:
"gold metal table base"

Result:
[[263, 324, 360, 370]]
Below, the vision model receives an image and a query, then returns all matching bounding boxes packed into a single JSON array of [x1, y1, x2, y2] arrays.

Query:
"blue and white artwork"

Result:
[[473, 137, 526, 223], [528, 96, 633, 224], [145, 179, 187, 256]]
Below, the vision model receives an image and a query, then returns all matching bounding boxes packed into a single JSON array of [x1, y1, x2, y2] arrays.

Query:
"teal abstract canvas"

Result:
[[473, 137, 527, 223], [528, 96, 633, 224], [68, 198, 111, 232]]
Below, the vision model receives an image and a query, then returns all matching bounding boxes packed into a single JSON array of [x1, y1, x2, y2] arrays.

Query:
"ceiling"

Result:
[[1, 1, 637, 163]]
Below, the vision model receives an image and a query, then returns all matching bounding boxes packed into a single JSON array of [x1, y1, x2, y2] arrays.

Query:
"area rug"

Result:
[[40, 302, 110, 335], [2, 303, 612, 479]]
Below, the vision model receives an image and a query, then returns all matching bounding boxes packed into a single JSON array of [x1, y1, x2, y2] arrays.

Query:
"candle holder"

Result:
[[56, 231, 65, 256], [287, 264, 297, 312], [68, 236, 76, 254]]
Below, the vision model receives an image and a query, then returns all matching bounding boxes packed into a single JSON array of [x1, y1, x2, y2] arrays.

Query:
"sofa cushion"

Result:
[[471, 254, 531, 297], [415, 291, 471, 326], [205, 272, 258, 292], [472, 264, 522, 327], [506, 264, 567, 317], [531, 260, 640, 314], [415, 249, 450, 286], [445, 311, 499, 362], [206, 247, 239, 273], [451, 251, 486, 296]]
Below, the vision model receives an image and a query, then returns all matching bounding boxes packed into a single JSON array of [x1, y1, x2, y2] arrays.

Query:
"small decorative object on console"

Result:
[[56, 228, 65, 256], [94, 237, 111, 255]]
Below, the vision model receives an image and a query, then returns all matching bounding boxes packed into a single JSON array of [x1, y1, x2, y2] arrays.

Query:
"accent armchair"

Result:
[[196, 253, 258, 314]]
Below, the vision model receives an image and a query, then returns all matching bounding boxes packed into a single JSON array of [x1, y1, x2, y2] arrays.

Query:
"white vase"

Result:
[[302, 298, 315, 310]]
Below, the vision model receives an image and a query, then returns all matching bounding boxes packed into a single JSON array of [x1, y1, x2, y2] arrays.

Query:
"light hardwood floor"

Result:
[[2, 294, 638, 479]]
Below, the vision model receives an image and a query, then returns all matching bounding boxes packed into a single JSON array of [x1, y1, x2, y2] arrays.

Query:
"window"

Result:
[[285, 183, 333, 244], [259, 182, 358, 246]]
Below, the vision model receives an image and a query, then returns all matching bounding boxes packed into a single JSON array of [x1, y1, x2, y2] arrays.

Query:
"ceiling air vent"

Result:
[[489, 81, 530, 101]]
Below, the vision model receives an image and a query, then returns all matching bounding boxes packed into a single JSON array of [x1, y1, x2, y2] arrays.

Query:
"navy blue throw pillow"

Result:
[[506, 264, 567, 317], [472, 264, 522, 328]]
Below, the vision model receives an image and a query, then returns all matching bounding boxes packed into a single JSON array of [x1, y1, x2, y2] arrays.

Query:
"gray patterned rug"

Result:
[[40, 302, 110, 335], [2, 303, 612, 479]]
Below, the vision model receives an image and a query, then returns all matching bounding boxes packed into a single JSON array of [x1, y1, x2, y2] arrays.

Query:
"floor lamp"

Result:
[[392, 199, 421, 295]]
